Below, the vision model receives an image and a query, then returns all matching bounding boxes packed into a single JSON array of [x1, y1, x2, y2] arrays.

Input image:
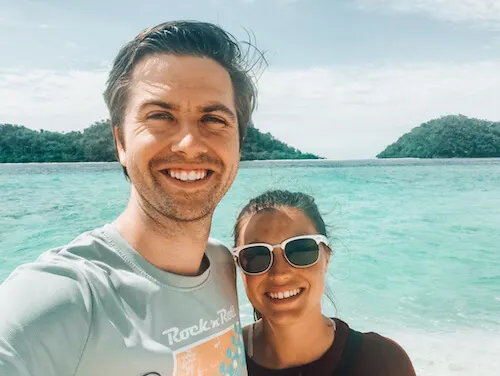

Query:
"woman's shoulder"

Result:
[[242, 322, 256, 338], [361, 331, 412, 360], [242, 322, 257, 355], [335, 319, 416, 376], [242, 323, 251, 344]]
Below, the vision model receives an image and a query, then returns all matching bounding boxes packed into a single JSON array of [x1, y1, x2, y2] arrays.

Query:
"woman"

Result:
[[232, 190, 416, 376]]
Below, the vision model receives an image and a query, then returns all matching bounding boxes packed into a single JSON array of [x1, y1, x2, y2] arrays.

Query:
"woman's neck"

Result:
[[252, 311, 335, 369]]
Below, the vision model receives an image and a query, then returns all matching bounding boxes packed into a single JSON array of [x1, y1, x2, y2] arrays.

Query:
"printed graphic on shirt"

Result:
[[172, 322, 247, 376], [163, 306, 239, 348]]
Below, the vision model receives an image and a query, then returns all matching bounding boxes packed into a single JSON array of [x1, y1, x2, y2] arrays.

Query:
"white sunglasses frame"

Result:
[[232, 234, 329, 275]]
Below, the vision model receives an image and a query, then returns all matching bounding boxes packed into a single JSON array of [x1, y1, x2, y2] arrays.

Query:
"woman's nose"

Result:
[[267, 248, 292, 282]]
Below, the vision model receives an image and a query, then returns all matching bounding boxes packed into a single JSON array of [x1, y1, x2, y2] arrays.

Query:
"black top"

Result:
[[245, 318, 416, 376]]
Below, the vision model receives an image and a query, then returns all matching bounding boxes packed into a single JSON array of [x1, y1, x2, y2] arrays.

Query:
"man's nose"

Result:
[[170, 121, 208, 158]]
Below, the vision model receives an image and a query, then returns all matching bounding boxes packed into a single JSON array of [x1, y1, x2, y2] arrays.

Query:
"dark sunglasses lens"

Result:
[[239, 246, 272, 274], [285, 239, 320, 267]]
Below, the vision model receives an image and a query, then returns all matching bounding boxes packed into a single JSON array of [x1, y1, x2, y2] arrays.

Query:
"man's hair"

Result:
[[103, 20, 264, 177]]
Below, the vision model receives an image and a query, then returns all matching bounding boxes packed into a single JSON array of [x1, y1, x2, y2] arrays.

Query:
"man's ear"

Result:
[[113, 126, 126, 167]]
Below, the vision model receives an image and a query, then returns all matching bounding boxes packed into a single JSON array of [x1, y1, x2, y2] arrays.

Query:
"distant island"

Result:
[[0, 121, 321, 163], [378, 115, 500, 158]]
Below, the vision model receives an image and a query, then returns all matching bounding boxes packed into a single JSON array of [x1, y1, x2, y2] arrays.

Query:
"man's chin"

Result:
[[164, 207, 214, 222], [159, 197, 217, 222]]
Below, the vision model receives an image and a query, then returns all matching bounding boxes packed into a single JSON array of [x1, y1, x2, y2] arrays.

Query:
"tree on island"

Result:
[[0, 120, 321, 163], [241, 127, 320, 160], [377, 115, 500, 158]]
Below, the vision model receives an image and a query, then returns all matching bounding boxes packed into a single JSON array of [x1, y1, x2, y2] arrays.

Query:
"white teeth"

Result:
[[167, 169, 208, 181], [268, 289, 302, 300]]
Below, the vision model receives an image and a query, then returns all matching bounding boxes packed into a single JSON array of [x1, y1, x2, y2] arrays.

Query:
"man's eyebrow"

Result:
[[139, 100, 237, 122], [200, 103, 237, 122], [139, 100, 180, 111]]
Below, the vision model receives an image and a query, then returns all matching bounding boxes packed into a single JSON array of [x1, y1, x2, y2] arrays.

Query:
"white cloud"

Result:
[[241, 0, 300, 4], [0, 69, 108, 132], [355, 0, 500, 26], [1, 61, 500, 159], [254, 61, 500, 159]]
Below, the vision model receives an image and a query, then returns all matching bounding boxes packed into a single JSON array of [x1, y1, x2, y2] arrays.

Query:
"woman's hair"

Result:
[[233, 189, 335, 320]]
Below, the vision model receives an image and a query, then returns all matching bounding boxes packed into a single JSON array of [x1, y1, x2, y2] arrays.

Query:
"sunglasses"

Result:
[[232, 234, 328, 275]]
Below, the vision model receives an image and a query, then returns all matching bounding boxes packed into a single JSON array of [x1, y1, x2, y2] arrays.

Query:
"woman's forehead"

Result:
[[241, 207, 317, 244]]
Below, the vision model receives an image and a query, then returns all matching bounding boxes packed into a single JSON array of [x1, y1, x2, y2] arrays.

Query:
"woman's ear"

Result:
[[323, 245, 332, 273]]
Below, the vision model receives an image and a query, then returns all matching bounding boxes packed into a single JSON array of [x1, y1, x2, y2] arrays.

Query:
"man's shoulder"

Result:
[[206, 237, 233, 261], [44, 224, 115, 260], [0, 226, 110, 302], [2, 224, 121, 295], [205, 238, 236, 279], [31, 224, 128, 273]]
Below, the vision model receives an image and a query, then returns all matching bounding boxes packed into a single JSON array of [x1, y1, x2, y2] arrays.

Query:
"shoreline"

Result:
[[0, 157, 499, 165]]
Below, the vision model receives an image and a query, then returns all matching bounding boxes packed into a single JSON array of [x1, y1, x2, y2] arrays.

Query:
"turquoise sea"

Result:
[[1, 159, 499, 375]]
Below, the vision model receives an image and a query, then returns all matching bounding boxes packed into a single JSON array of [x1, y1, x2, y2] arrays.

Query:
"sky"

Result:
[[1, 0, 500, 159]]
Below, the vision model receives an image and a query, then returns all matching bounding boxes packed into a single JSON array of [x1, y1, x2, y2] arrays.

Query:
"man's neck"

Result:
[[114, 193, 212, 276], [255, 311, 335, 369]]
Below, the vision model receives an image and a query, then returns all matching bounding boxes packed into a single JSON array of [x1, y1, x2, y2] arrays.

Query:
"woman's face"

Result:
[[237, 207, 330, 325]]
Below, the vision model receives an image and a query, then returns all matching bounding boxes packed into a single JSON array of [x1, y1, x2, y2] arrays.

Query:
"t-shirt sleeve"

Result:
[[356, 332, 416, 376], [207, 238, 237, 275], [0, 262, 92, 376]]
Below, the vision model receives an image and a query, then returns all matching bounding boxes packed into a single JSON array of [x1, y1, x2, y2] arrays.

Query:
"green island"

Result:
[[0, 121, 321, 163], [378, 115, 500, 158]]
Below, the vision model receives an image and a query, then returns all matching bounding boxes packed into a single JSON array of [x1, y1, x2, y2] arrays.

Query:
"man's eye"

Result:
[[202, 116, 227, 125], [148, 113, 173, 120]]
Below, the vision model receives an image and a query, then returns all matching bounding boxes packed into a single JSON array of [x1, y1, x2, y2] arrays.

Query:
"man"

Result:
[[0, 21, 261, 375]]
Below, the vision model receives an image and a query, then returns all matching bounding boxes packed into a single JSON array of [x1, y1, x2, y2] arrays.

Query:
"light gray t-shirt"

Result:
[[0, 224, 247, 376]]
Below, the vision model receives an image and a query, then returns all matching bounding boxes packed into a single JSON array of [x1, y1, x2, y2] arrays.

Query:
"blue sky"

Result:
[[1, 0, 500, 159]]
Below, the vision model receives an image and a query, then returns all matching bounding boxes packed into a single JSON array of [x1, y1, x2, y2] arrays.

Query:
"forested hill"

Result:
[[0, 121, 321, 163], [377, 115, 500, 158]]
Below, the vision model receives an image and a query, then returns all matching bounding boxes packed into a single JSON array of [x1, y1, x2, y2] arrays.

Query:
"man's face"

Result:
[[115, 54, 240, 222]]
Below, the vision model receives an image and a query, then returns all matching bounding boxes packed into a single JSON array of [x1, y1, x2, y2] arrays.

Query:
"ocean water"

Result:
[[1, 159, 499, 375]]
